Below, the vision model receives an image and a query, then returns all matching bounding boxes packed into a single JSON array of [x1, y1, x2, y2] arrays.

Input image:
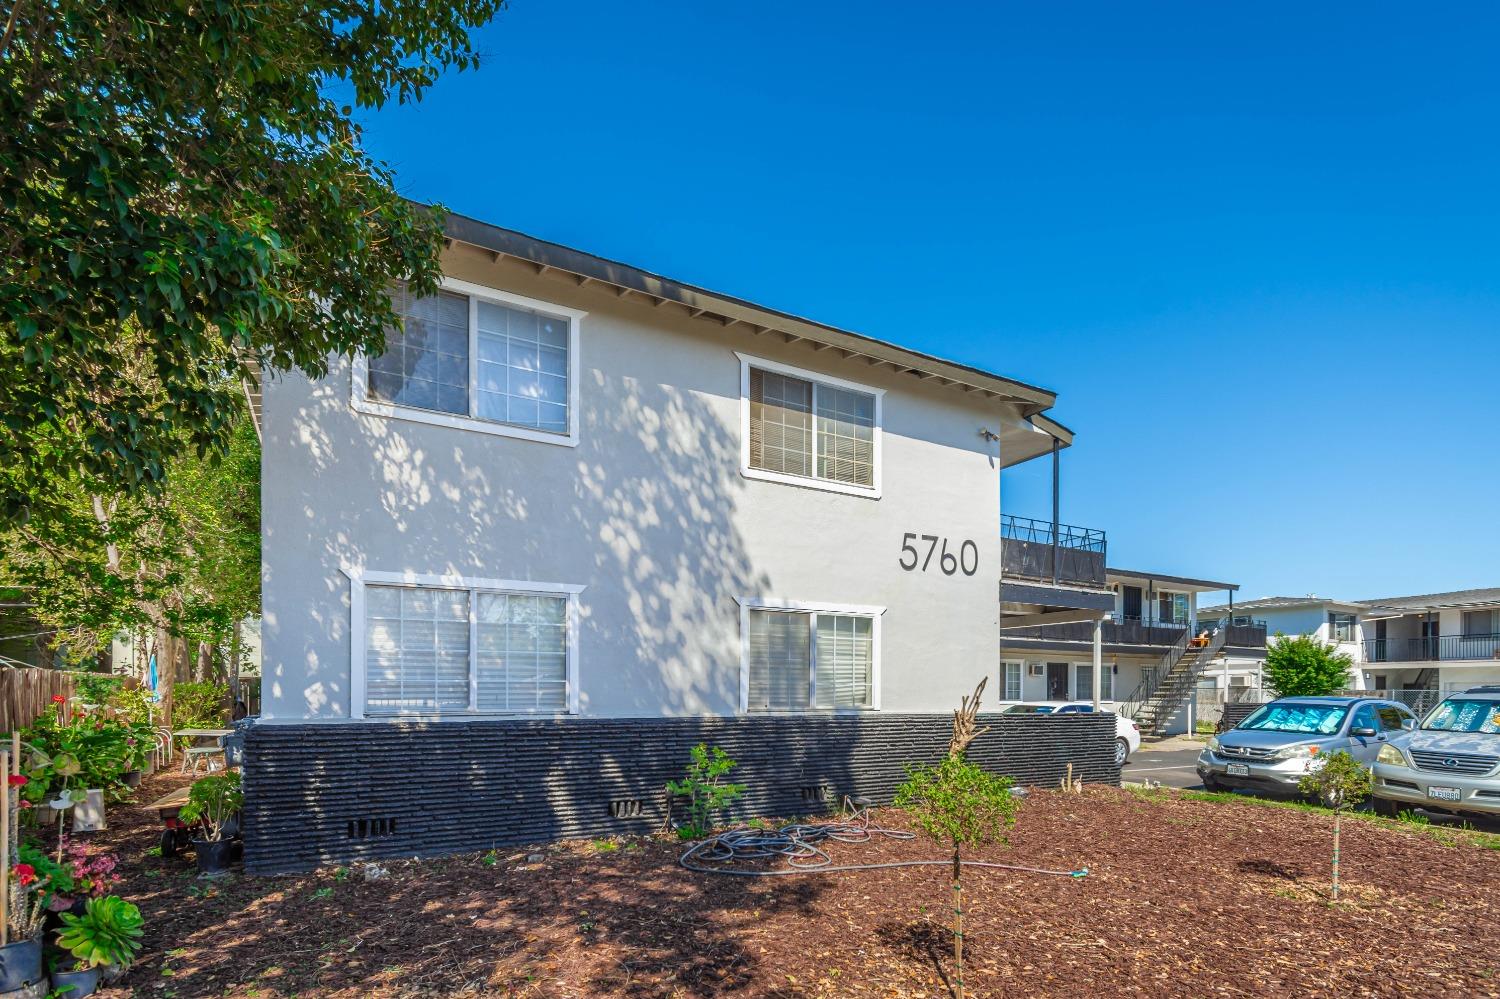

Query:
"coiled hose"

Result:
[[678, 797, 1088, 880]]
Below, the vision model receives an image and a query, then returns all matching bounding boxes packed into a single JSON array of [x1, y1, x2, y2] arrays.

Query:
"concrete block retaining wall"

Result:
[[242, 713, 1118, 874]]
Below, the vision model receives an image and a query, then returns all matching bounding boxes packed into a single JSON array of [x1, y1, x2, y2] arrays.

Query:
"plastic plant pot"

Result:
[[122, 770, 143, 789], [194, 838, 235, 876], [0, 935, 43, 992], [52, 964, 101, 998]]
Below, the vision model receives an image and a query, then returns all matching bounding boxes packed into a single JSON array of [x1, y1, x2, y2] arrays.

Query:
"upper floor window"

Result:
[[354, 278, 585, 446], [1328, 612, 1357, 643], [1157, 591, 1188, 626], [737, 354, 883, 498], [1462, 609, 1499, 637]]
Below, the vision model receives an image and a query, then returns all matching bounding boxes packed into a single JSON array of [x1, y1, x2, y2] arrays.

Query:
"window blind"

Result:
[[748, 369, 814, 477], [747, 610, 810, 711], [476, 593, 568, 712], [365, 585, 471, 714], [814, 614, 873, 709]]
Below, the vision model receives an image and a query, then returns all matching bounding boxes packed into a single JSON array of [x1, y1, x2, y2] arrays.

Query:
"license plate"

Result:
[[1427, 786, 1462, 802], [1226, 763, 1250, 777]]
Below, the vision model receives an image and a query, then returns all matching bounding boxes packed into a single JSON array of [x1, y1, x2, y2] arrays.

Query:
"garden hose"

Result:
[[678, 797, 1089, 880]]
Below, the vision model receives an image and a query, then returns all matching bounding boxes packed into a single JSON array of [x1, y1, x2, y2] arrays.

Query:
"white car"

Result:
[[1001, 701, 1141, 766]]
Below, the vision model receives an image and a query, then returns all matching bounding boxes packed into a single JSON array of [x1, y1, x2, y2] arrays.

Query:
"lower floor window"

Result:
[[745, 605, 877, 711], [1073, 663, 1114, 701], [1003, 662, 1023, 700], [364, 581, 570, 715]]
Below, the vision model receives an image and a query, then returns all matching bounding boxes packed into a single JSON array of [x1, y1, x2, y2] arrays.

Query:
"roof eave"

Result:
[[437, 208, 1061, 412]]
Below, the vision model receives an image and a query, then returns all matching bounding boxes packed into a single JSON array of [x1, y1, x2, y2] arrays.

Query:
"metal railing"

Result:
[[1002, 618, 1188, 647], [1363, 633, 1500, 663], [1198, 618, 1270, 648], [1121, 627, 1230, 733], [1001, 514, 1107, 588], [1118, 626, 1194, 722]]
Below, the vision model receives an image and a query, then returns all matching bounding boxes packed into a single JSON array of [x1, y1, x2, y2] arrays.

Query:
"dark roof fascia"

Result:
[[438, 209, 1060, 413]]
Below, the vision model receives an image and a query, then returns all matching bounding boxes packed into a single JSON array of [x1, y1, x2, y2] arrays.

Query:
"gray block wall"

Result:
[[242, 714, 1118, 874]]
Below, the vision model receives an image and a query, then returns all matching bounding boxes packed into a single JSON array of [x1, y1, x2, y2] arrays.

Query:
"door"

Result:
[[1372, 619, 1387, 663], [1421, 616, 1440, 660], [1046, 663, 1069, 700], [1122, 586, 1143, 622]]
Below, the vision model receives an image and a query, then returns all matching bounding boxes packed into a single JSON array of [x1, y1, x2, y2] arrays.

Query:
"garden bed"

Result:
[[91, 774, 1500, 998]]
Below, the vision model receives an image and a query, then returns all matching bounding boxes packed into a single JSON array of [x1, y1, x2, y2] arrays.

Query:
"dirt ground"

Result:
[[87, 772, 1500, 999]]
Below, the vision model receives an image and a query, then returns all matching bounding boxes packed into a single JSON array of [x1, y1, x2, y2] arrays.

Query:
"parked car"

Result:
[[1196, 696, 1418, 795], [1371, 686, 1500, 819], [1001, 701, 1140, 766]]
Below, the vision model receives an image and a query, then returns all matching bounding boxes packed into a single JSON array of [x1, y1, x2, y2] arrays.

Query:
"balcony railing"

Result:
[[1364, 634, 1500, 663], [1003, 618, 1187, 646], [1001, 515, 1107, 589], [1198, 617, 1270, 649]]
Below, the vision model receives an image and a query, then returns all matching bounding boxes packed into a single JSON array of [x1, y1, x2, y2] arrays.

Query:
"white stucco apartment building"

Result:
[[258, 210, 1117, 725], [1200, 588, 1500, 712]]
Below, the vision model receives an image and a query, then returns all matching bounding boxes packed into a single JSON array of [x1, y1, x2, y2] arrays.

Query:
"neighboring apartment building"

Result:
[[249, 209, 1126, 869], [1197, 595, 1366, 690], [1200, 588, 1500, 713], [1000, 566, 1266, 735]]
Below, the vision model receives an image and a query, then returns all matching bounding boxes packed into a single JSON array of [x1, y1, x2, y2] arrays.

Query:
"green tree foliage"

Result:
[[1263, 633, 1354, 697], [0, 415, 260, 662], [0, 0, 505, 525], [1298, 749, 1373, 900], [666, 744, 746, 839]]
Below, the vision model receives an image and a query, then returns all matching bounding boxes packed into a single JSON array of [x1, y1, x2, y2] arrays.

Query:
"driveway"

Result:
[[1122, 742, 1205, 789]]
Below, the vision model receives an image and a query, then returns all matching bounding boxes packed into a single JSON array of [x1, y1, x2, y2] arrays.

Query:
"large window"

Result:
[[357, 279, 583, 445], [1328, 612, 1357, 643], [358, 575, 579, 717], [1157, 591, 1189, 626], [739, 354, 882, 496], [742, 602, 881, 711], [1462, 609, 1498, 636]]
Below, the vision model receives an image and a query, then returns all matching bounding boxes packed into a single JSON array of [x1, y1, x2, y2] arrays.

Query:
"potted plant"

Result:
[[177, 771, 243, 876], [0, 861, 50, 992], [53, 895, 145, 997]]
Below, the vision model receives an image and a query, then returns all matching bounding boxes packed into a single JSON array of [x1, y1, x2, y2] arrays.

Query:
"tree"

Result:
[[1263, 634, 1354, 697], [1297, 750, 1372, 900], [894, 680, 1020, 999], [0, 0, 505, 525], [666, 743, 746, 839]]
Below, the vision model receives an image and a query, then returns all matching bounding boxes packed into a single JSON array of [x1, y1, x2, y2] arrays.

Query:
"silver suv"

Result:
[[1372, 686, 1500, 818], [1196, 696, 1418, 794]]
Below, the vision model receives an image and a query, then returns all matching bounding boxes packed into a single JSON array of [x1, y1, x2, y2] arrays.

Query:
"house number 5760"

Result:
[[898, 533, 979, 576]]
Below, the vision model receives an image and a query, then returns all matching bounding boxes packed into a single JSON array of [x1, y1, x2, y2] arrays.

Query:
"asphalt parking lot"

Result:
[[1122, 743, 1205, 789]]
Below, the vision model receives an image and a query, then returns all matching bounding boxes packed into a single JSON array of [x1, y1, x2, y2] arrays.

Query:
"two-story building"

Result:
[[1000, 566, 1266, 738], [248, 208, 1123, 870], [1199, 587, 1500, 714]]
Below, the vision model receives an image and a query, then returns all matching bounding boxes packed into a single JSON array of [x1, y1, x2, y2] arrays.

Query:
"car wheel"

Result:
[[1114, 738, 1129, 767], [1372, 795, 1401, 818], [1200, 774, 1223, 792]]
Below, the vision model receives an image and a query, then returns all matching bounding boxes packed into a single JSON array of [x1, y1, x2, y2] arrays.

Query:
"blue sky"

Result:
[[355, 2, 1500, 602]]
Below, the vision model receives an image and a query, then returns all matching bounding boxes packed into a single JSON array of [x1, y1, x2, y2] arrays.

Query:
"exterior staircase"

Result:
[[1123, 627, 1229, 739]]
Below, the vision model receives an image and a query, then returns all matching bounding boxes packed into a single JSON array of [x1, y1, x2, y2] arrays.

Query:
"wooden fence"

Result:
[[0, 667, 85, 735]]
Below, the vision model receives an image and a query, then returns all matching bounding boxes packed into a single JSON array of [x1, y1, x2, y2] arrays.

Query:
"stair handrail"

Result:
[[1119, 626, 1193, 721]]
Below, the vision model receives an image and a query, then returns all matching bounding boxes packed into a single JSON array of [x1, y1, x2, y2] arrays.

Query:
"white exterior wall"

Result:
[[261, 249, 1037, 722]]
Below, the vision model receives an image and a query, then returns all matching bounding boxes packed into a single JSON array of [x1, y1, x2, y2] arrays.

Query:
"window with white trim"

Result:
[[740, 355, 881, 494], [745, 607, 876, 711], [364, 582, 570, 715], [1328, 612, 1357, 644], [1073, 662, 1113, 701], [364, 281, 577, 438], [1003, 661, 1023, 701]]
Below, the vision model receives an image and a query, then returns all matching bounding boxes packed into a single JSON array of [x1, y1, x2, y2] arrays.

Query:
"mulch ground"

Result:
[[85, 772, 1500, 998]]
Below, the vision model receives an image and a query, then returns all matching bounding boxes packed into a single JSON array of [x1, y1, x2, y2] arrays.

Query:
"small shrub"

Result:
[[1297, 750, 1372, 900], [666, 743, 746, 839], [171, 681, 229, 730], [1264, 634, 1354, 697], [177, 771, 243, 841]]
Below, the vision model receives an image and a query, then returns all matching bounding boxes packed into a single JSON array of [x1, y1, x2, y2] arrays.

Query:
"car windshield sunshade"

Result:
[[1422, 699, 1500, 734], [1239, 704, 1349, 734]]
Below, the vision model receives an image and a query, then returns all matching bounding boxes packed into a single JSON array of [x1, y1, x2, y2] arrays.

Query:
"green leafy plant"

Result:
[[56, 895, 145, 969], [176, 771, 243, 841], [893, 679, 1019, 999], [666, 744, 746, 839], [1297, 750, 1373, 900], [1264, 634, 1354, 697], [171, 681, 229, 731]]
